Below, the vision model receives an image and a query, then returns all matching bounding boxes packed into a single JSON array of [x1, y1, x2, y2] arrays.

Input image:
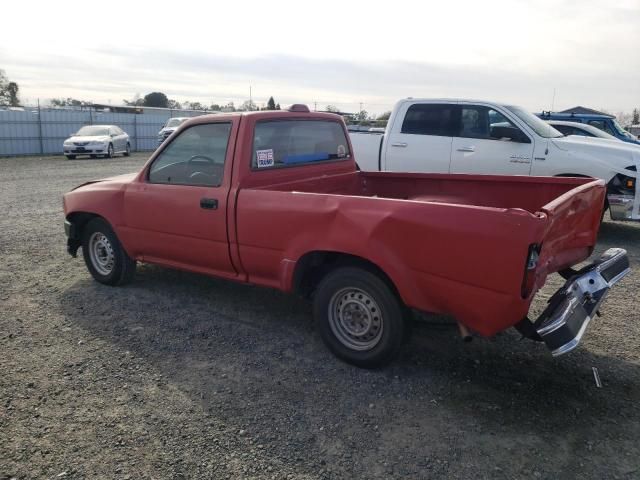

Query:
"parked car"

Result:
[[536, 111, 640, 145], [158, 117, 190, 145], [63, 125, 130, 160], [63, 106, 629, 367], [547, 120, 620, 140], [349, 98, 640, 222]]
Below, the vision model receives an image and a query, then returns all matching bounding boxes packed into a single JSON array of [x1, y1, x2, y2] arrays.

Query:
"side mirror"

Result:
[[491, 126, 531, 144], [110, 133, 116, 138]]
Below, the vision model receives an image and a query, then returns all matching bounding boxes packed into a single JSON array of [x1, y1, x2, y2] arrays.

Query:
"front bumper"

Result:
[[65, 219, 81, 257], [533, 248, 629, 356], [607, 194, 637, 221]]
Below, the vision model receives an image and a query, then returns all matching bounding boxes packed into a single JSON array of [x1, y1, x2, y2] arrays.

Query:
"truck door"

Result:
[[449, 105, 534, 175], [382, 102, 455, 173], [122, 121, 239, 279]]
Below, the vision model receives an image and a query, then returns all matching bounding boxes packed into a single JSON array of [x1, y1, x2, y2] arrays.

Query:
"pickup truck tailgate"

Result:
[[534, 178, 606, 286]]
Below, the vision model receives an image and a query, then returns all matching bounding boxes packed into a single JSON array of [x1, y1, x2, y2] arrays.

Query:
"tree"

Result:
[[6, 82, 19, 106], [50, 97, 88, 108], [167, 99, 182, 109], [184, 101, 204, 110], [325, 105, 339, 113], [143, 92, 169, 108], [239, 99, 257, 111], [210, 104, 222, 111], [633, 108, 640, 125], [266, 96, 276, 110], [275, 103, 281, 110], [354, 110, 370, 122], [223, 101, 236, 112], [0, 69, 20, 106], [377, 111, 392, 121]]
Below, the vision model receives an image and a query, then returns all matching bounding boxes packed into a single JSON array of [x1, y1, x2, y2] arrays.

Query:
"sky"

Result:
[[1, 0, 639, 116]]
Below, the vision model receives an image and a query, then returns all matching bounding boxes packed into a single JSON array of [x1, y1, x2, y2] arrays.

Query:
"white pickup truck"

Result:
[[350, 98, 640, 221]]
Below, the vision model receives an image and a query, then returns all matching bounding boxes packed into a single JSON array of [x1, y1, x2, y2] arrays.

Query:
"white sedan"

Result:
[[63, 125, 131, 159], [547, 120, 620, 141]]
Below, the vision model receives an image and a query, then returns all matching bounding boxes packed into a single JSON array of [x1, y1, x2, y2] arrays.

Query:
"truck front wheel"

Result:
[[313, 267, 405, 368], [81, 218, 136, 286]]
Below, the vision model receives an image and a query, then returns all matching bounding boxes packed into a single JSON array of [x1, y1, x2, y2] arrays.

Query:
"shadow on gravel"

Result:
[[55, 262, 640, 478]]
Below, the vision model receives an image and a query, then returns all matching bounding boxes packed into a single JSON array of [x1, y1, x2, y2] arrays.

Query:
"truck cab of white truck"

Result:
[[350, 98, 640, 221]]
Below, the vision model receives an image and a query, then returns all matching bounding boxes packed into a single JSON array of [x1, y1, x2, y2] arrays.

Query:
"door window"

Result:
[[588, 120, 615, 135], [459, 106, 529, 142], [400, 104, 457, 136], [148, 123, 232, 186]]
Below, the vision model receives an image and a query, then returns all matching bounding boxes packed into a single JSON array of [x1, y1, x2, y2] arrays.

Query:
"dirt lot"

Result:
[[1, 153, 639, 480]]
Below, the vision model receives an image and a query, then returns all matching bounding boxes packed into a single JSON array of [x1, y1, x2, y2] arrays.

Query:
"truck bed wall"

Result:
[[256, 169, 593, 215]]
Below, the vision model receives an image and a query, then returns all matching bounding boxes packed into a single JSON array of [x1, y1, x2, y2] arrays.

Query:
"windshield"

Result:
[[76, 126, 110, 136], [611, 119, 634, 138], [166, 118, 187, 128], [503, 105, 564, 138]]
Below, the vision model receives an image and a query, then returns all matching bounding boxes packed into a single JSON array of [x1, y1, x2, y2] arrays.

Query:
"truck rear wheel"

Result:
[[81, 218, 136, 286], [313, 267, 405, 368]]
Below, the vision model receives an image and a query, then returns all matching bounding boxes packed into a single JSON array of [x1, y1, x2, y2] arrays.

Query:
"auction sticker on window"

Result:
[[256, 149, 274, 168]]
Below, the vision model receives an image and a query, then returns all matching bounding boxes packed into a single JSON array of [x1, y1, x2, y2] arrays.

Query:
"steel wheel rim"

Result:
[[88, 232, 115, 276], [328, 287, 384, 351]]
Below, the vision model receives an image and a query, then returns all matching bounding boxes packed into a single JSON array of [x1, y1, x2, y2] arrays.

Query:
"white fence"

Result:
[[0, 107, 209, 157]]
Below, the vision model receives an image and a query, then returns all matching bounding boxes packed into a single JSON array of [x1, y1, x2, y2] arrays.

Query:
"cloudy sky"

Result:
[[1, 0, 638, 115]]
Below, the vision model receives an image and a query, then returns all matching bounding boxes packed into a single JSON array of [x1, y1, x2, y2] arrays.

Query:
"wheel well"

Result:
[[292, 251, 400, 300], [67, 212, 101, 238]]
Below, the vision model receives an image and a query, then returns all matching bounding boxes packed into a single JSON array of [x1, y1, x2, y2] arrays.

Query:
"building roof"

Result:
[[559, 106, 612, 117]]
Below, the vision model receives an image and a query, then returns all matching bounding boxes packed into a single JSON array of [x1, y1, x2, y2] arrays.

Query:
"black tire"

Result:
[[90, 154, 97, 159], [66, 155, 76, 160], [81, 218, 136, 286], [313, 266, 405, 368], [123, 142, 131, 156], [105, 143, 114, 159]]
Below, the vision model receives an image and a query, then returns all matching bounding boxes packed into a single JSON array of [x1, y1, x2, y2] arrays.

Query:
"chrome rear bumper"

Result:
[[534, 248, 630, 356]]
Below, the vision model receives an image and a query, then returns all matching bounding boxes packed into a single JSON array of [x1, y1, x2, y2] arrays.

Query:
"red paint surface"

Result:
[[64, 111, 605, 336]]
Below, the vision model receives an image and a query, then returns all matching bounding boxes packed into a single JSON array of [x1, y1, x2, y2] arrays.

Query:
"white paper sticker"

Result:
[[256, 149, 274, 168]]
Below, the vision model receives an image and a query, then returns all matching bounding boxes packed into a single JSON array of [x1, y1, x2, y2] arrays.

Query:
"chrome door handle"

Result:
[[457, 146, 475, 152], [391, 142, 407, 148]]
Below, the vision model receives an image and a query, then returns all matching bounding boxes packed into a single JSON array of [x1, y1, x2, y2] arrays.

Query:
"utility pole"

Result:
[[314, 101, 317, 112], [249, 86, 252, 111]]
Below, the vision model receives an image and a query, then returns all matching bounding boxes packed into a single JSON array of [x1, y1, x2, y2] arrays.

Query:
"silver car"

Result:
[[63, 125, 131, 159], [158, 117, 190, 145]]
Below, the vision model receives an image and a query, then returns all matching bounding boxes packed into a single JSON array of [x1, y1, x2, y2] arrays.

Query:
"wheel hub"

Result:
[[329, 288, 384, 351], [88, 232, 114, 275]]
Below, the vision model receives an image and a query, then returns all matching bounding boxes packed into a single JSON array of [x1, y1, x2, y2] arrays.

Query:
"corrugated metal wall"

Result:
[[0, 108, 208, 157]]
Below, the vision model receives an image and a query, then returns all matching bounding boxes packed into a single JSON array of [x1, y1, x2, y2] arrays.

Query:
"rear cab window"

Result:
[[252, 120, 350, 169]]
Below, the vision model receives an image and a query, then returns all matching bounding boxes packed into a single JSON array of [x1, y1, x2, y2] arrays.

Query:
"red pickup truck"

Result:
[[63, 105, 629, 367]]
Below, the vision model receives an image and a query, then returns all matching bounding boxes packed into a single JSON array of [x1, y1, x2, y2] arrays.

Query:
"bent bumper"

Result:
[[534, 248, 630, 356]]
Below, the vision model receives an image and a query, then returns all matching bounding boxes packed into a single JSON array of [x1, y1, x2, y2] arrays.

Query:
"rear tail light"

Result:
[[522, 244, 542, 298]]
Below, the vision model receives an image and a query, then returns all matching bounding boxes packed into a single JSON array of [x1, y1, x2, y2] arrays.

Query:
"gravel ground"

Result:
[[1, 153, 639, 480]]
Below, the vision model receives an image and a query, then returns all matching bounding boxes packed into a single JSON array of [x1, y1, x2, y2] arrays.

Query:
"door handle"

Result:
[[391, 142, 407, 148], [200, 198, 218, 210], [456, 146, 475, 152]]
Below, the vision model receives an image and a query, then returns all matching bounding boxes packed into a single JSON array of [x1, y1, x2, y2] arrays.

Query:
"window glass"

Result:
[[503, 105, 563, 138], [149, 123, 231, 186], [401, 104, 457, 136], [77, 126, 110, 136], [459, 106, 527, 141], [588, 120, 615, 135], [252, 120, 349, 169]]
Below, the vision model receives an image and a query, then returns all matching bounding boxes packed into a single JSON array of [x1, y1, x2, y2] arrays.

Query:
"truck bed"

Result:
[[237, 170, 605, 336]]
